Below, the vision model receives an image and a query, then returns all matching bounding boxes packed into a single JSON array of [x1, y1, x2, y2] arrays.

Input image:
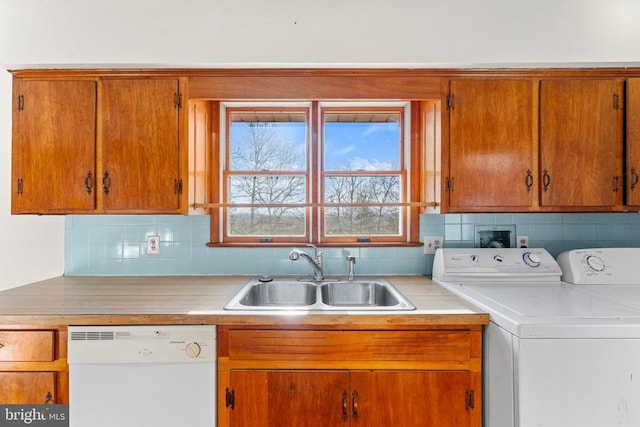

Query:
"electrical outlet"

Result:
[[424, 236, 443, 255], [147, 236, 160, 255], [517, 235, 529, 248]]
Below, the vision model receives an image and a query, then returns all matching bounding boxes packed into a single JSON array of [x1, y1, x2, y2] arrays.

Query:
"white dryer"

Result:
[[433, 248, 640, 427]]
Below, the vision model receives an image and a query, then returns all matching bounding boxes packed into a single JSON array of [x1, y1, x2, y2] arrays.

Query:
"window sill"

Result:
[[206, 242, 424, 248]]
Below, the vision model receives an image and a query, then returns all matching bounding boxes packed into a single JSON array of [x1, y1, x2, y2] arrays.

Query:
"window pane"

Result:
[[229, 112, 306, 171], [324, 176, 400, 204], [229, 175, 306, 204], [324, 206, 400, 236], [324, 112, 400, 171], [228, 207, 305, 236]]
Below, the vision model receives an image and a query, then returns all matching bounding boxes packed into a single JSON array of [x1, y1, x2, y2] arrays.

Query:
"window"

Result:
[[223, 106, 309, 243], [215, 101, 421, 246], [321, 106, 406, 243]]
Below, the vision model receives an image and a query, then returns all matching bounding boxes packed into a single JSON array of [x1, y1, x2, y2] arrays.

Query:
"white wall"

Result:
[[0, 0, 639, 290]]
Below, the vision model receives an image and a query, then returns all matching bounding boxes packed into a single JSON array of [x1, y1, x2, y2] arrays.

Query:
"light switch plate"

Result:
[[424, 236, 443, 255]]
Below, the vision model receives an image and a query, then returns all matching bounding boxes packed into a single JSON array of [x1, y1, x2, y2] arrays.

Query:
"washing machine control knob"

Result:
[[586, 255, 605, 272], [185, 342, 202, 358], [522, 252, 541, 267]]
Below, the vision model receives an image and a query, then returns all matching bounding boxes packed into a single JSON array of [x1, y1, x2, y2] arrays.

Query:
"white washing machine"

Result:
[[433, 248, 640, 427]]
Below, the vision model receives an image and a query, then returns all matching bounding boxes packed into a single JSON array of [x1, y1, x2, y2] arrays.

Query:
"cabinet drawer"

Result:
[[0, 331, 56, 362], [0, 372, 57, 404], [228, 330, 471, 363]]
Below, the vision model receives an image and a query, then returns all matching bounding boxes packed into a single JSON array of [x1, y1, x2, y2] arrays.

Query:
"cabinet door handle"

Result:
[[342, 391, 348, 421], [525, 169, 533, 193], [631, 168, 639, 191], [84, 171, 93, 194], [102, 171, 111, 194], [542, 169, 551, 192], [44, 392, 53, 404], [352, 390, 359, 422], [613, 176, 620, 193]]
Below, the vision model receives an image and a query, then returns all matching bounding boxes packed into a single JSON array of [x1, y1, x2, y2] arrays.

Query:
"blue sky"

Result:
[[230, 121, 400, 172]]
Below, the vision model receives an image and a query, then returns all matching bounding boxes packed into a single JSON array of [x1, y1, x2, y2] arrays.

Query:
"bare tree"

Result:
[[230, 123, 305, 235]]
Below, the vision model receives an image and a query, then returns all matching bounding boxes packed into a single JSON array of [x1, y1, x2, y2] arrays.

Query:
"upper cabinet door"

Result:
[[627, 78, 640, 207], [539, 79, 624, 208], [101, 78, 181, 212], [12, 79, 97, 213], [447, 79, 535, 210]]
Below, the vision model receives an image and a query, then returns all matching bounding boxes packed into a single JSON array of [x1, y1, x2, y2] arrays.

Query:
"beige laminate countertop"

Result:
[[0, 275, 488, 327]]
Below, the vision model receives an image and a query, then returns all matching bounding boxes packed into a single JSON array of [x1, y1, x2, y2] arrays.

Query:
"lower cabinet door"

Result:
[[0, 372, 57, 404], [229, 370, 349, 427], [227, 370, 473, 427], [349, 370, 472, 427]]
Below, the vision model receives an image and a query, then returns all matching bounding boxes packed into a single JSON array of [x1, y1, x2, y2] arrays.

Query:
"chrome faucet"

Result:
[[289, 244, 324, 281], [346, 255, 356, 281]]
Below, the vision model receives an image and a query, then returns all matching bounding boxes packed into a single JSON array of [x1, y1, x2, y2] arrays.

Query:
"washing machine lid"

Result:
[[435, 280, 640, 338]]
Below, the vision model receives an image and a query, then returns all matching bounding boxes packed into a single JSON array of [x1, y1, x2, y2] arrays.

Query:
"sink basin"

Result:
[[321, 281, 403, 307], [232, 281, 316, 308], [224, 276, 415, 311]]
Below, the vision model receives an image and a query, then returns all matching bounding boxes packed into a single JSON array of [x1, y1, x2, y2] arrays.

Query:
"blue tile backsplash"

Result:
[[65, 213, 640, 277]]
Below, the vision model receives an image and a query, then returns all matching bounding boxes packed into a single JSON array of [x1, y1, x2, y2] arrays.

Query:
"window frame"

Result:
[[211, 100, 424, 247], [319, 104, 409, 244], [221, 104, 311, 244]]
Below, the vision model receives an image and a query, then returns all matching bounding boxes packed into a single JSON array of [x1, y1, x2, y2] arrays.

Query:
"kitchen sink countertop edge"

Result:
[[0, 275, 489, 326]]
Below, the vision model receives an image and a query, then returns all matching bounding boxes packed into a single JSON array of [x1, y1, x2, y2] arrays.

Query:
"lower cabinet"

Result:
[[218, 327, 482, 427], [0, 372, 57, 404], [227, 369, 471, 427], [0, 327, 68, 404]]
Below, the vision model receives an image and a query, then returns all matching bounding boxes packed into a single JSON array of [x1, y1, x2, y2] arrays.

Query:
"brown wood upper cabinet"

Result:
[[12, 79, 97, 214], [444, 77, 625, 212], [445, 79, 535, 211], [101, 78, 183, 212], [539, 79, 624, 209], [627, 78, 640, 208], [12, 76, 187, 214]]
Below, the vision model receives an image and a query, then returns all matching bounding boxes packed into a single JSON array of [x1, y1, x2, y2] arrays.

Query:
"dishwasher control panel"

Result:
[[68, 325, 217, 364]]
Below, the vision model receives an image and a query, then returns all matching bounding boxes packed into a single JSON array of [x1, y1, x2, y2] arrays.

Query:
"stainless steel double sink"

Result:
[[224, 276, 416, 311]]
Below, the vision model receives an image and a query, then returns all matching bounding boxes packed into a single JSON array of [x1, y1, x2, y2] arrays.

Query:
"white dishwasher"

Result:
[[68, 325, 216, 427]]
